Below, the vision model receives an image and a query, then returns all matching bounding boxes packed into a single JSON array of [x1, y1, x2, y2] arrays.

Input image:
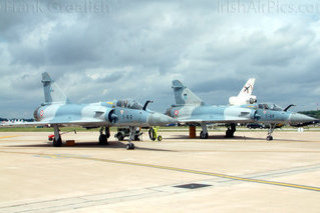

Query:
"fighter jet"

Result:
[[166, 80, 316, 141], [1, 73, 175, 149], [229, 78, 257, 105]]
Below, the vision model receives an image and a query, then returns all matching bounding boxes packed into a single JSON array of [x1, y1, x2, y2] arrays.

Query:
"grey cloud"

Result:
[[1, 0, 320, 117]]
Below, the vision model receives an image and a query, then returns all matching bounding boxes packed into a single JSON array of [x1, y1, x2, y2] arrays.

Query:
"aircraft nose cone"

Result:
[[289, 113, 316, 124], [148, 112, 176, 126]]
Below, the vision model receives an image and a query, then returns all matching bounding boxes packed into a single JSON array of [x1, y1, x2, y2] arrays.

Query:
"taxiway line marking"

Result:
[[1, 150, 320, 192], [0, 135, 19, 140]]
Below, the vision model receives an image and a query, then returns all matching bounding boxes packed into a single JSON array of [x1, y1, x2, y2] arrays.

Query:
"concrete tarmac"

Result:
[[0, 130, 320, 212]]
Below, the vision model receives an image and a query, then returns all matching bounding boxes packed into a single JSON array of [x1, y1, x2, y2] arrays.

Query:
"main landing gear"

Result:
[[50, 125, 135, 150], [126, 126, 136, 150], [225, 124, 236, 138], [267, 124, 276, 141], [53, 125, 62, 147], [115, 128, 142, 141], [99, 126, 110, 145], [200, 123, 209, 139]]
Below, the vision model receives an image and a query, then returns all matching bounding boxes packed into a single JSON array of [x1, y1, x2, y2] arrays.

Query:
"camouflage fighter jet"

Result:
[[166, 80, 316, 141], [1, 73, 175, 149]]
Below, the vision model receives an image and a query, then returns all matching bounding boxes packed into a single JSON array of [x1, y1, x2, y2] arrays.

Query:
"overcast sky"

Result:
[[1, 0, 320, 118]]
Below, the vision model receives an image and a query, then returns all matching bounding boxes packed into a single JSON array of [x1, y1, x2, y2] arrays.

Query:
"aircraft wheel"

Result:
[[53, 137, 62, 147], [157, 135, 163, 141], [99, 134, 108, 145], [200, 131, 208, 139], [149, 128, 156, 141], [200, 131, 204, 139], [225, 130, 234, 138], [115, 132, 124, 141], [266, 136, 274, 141], [126, 143, 135, 150], [134, 135, 140, 141]]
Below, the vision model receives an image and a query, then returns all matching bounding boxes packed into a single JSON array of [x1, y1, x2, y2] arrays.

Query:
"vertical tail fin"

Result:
[[172, 80, 205, 106], [41, 72, 69, 105], [229, 78, 257, 105], [239, 78, 255, 96]]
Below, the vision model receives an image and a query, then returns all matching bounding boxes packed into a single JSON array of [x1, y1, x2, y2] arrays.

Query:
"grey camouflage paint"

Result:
[[34, 101, 174, 128], [167, 80, 316, 126], [7, 72, 176, 129]]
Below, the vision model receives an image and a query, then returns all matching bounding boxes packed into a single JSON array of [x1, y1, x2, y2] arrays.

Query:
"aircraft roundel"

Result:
[[174, 110, 179, 116], [40, 110, 44, 117]]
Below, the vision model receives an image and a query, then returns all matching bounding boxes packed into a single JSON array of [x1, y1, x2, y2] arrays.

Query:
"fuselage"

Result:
[[242, 103, 316, 125], [34, 100, 175, 128], [166, 103, 316, 125], [166, 104, 257, 123]]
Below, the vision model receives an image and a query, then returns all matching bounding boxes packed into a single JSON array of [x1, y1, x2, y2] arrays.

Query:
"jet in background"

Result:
[[1, 73, 175, 149], [166, 80, 316, 141], [229, 78, 257, 105]]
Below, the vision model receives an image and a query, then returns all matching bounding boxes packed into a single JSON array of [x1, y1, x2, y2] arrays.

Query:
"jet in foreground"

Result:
[[1, 73, 175, 149], [166, 80, 316, 141]]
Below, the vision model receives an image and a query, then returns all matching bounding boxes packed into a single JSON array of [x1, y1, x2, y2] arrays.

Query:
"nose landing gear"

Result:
[[225, 124, 236, 138], [126, 126, 136, 150], [266, 124, 276, 141], [53, 125, 62, 147]]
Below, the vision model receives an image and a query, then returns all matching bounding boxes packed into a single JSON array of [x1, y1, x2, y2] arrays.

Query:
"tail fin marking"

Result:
[[41, 72, 69, 105], [172, 80, 204, 106]]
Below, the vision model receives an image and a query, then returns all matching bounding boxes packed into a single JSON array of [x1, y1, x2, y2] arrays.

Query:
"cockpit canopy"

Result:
[[258, 103, 283, 111], [116, 99, 143, 110]]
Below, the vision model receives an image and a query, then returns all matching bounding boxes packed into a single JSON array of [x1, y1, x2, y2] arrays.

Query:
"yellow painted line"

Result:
[[0, 150, 320, 192], [0, 135, 19, 140]]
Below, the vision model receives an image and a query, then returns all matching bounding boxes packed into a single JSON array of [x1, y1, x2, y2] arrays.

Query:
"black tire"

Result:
[[134, 135, 140, 141], [130, 143, 135, 149], [157, 135, 163, 141], [106, 130, 110, 139], [53, 137, 62, 147], [200, 131, 208, 139], [266, 136, 274, 141], [116, 132, 124, 141], [225, 130, 234, 138], [99, 134, 108, 145], [126, 143, 135, 150], [149, 128, 156, 141]]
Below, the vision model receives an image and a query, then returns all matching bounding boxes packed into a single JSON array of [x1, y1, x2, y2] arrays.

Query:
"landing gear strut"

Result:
[[99, 126, 110, 145], [200, 123, 209, 139], [267, 124, 276, 141], [53, 125, 62, 147], [126, 126, 136, 150], [225, 124, 236, 138]]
